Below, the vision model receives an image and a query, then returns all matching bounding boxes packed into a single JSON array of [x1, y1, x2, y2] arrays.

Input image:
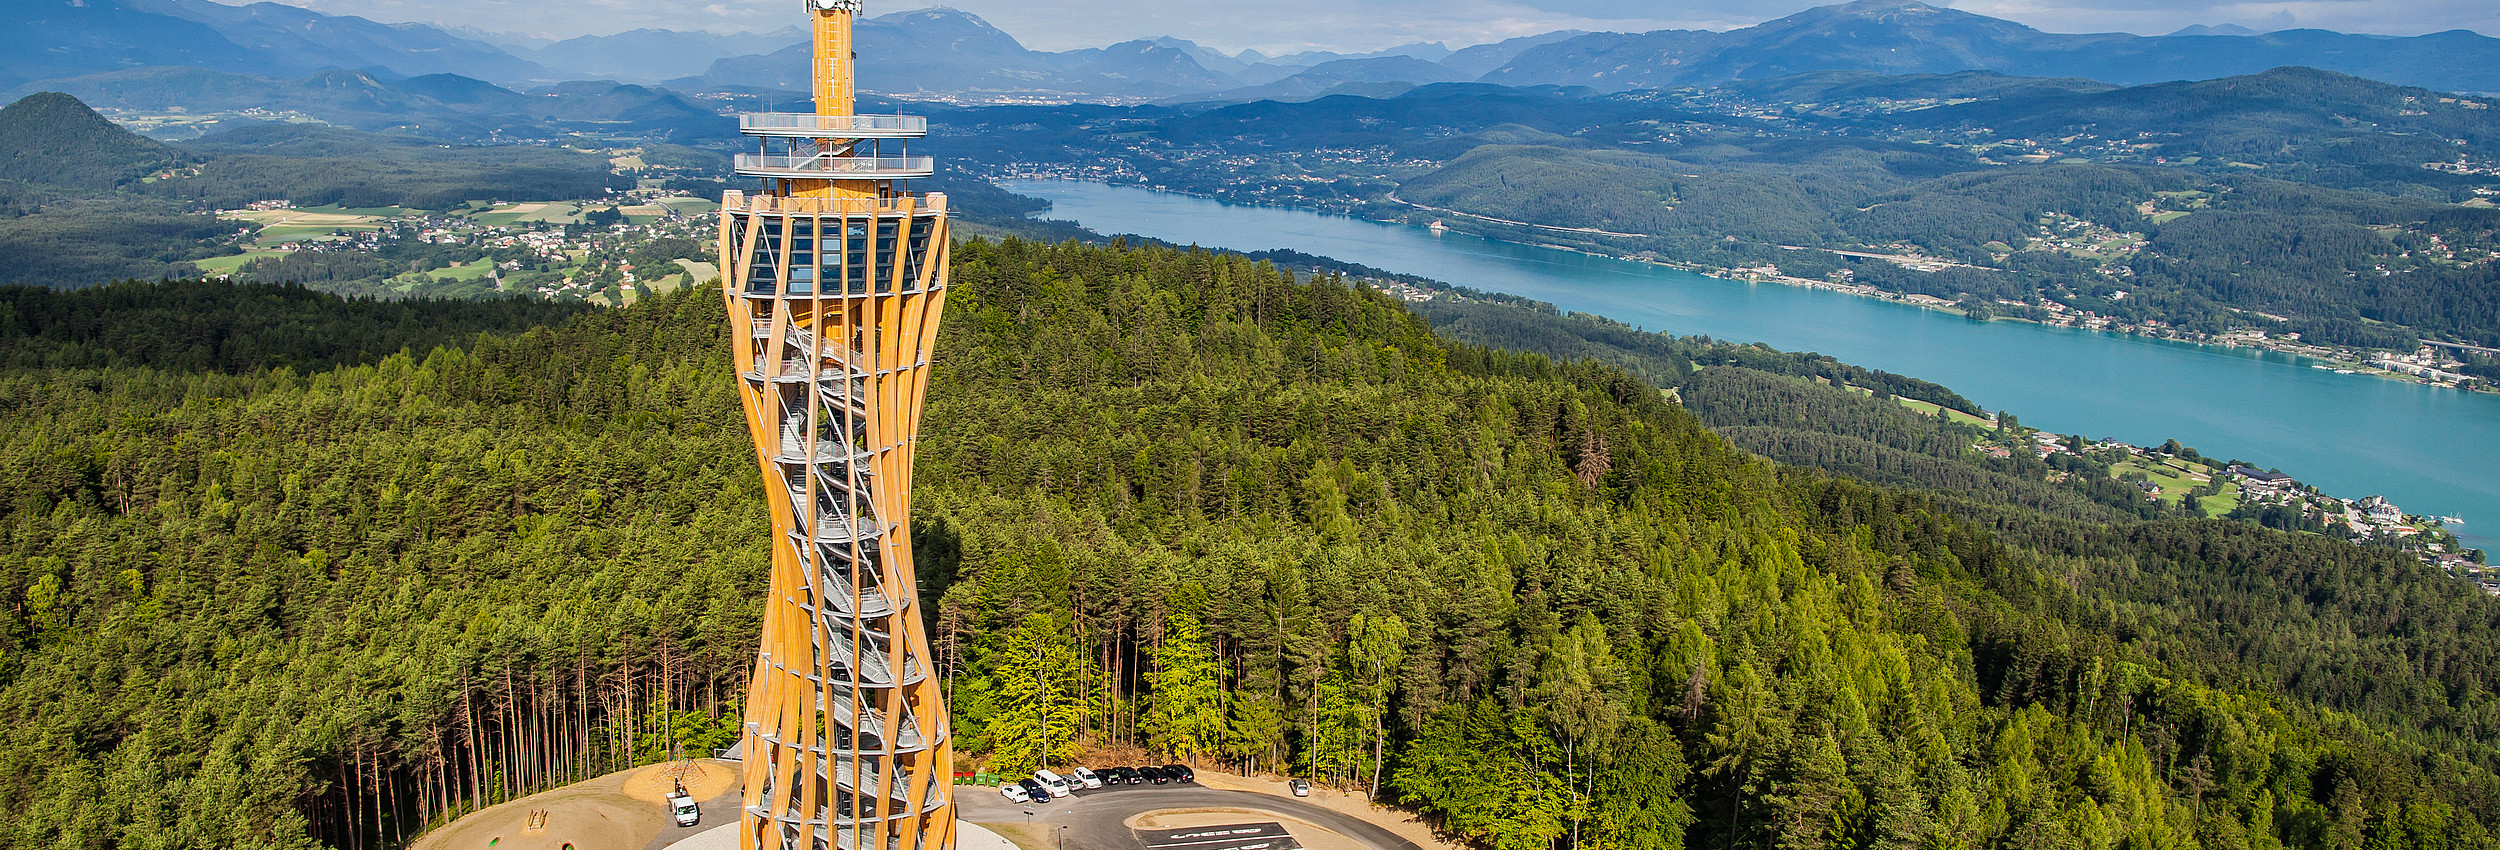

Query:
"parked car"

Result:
[[667, 789, 701, 827], [1289, 778, 1310, 797], [1141, 766, 1170, 784], [1165, 763, 1196, 783], [1114, 766, 1145, 785], [1001, 783, 1034, 803], [1071, 766, 1103, 789], [1033, 769, 1075, 797], [1017, 779, 1052, 802]]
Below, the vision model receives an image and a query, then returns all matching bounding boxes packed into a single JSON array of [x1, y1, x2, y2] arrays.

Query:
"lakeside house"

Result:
[[2228, 465, 2293, 488]]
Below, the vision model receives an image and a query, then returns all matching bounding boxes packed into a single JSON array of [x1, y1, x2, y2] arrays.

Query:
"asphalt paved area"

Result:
[[1138, 821, 1301, 850], [955, 783, 1422, 850]]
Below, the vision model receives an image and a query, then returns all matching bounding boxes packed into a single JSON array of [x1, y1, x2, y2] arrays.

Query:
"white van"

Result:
[[1033, 769, 1075, 797], [667, 790, 700, 827], [1070, 767, 1103, 789]]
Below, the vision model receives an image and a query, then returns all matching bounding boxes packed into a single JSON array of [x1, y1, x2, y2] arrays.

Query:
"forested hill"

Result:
[[3, 243, 2498, 850], [0, 91, 184, 190]]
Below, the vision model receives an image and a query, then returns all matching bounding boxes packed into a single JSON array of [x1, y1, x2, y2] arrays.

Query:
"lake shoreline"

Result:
[[1377, 213, 2497, 396], [1014, 177, 2490, 395], [1004, 178, 2500, 550]]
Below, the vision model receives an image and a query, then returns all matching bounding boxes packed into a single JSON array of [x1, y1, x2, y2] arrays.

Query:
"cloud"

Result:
[[267, 0, 2497, 48]]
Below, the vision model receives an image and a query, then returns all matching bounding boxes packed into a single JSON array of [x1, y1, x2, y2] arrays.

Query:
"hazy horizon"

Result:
[[254, 0, 2500, 56]]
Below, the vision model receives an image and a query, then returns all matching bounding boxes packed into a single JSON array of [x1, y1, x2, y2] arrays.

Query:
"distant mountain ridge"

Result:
[[518, 27, 808, 84], [4, 67, 728, 143], [5, 0, 2497, 111], [0, 0, 555, 89], [673, 8, 1612, 101], [1486, 0, 2500, 93]]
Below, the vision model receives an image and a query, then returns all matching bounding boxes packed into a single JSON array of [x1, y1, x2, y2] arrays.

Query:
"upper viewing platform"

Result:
[[734, 154, 935, 180], [740, 113, 928, 139]]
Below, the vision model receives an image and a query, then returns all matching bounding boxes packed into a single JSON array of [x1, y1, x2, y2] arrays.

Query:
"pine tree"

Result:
[[1142, 586, 1227, 763], [988, 614, 1084, 774]]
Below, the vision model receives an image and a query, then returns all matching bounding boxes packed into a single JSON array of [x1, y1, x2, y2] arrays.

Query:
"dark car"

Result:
[[1097, 767, 1123, 786], [1111, 766, 1143, 785], [1165, 763, 1196, 783], [1141, 766, 1170, 784], [1018, 778, 1053, 802]]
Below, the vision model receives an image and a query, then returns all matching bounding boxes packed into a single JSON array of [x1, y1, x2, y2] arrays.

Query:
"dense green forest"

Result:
[[1416, 299, 2189, 526], [5, 242, 2498, 850], [0, 279, 591, 373], [0, 188, 244, 288]]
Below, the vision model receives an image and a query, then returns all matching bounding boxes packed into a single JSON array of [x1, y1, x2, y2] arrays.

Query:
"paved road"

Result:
[[956, 784, 1422, 850], [644, 783, 743, 850]]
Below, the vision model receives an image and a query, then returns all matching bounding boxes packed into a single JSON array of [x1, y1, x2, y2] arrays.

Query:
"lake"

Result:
[[1002, 180, 2500, 550]]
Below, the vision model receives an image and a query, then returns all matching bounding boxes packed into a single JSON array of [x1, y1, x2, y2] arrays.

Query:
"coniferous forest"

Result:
[[2, 240, 2498, 850]]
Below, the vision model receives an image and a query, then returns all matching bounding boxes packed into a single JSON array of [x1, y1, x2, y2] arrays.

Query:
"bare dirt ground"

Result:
[[410, 760, 739, 850]]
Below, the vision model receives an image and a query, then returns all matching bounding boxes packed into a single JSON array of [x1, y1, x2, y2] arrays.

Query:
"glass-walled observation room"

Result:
[[736, 213, 939, 297]]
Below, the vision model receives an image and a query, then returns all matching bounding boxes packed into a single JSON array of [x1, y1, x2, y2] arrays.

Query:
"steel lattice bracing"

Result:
[[721, 3, 953, 850]]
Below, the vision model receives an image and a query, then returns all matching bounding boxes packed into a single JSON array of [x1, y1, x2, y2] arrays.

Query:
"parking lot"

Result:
[[1138, 822, 1303, 850], [953, 778, 1418, 850]]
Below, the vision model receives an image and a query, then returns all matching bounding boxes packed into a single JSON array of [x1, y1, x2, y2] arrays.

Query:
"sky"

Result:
[[273, 0, 2500, 53]]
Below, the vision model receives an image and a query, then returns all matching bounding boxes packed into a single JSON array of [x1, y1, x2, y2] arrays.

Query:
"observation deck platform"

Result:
[[739, 113, 928, 139], [735, 154, 935, 180], [722, 191, 946, 216]]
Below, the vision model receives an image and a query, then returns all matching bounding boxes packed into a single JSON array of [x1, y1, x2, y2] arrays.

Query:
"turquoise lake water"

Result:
[[1004, 179, 2500, 549]]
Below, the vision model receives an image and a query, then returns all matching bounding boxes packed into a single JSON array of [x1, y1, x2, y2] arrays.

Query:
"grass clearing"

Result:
[[521, 204, 588, 225], [302, 205, 420, 218], [434, 260, 497, 281], [467, 202, 585, 225], [657, 196, 719, 215], [253, 224, 370, 246], [1888, 394, 1993, 426], [1838, 383, 1995, 426], [469, 210, 532, 227], [674, 259, 719, 286], [226, 209, 378, 227], [193, 249, 289, 274], [2114, 459, 2205, 505]]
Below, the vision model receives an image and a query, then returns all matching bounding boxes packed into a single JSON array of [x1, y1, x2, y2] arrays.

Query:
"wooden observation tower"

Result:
[[719, 2, 953, 849]]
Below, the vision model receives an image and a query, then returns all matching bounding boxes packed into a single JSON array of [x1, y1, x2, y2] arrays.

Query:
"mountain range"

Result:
[[1, 0, 552, 89], [10, 0, 2496, 109], [3, 67, 730, 143], [1486, 0, 2500, 92], [549, 0, 2500, 98]]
